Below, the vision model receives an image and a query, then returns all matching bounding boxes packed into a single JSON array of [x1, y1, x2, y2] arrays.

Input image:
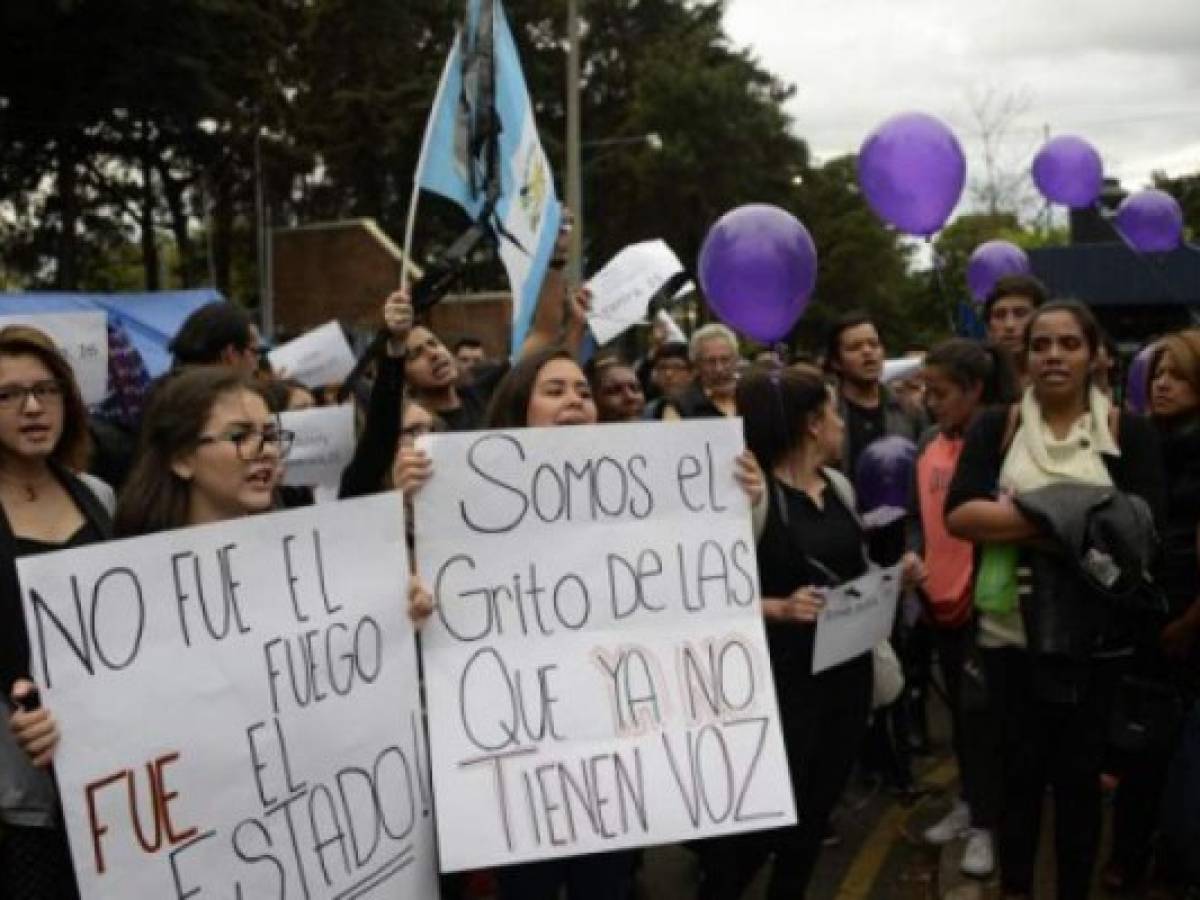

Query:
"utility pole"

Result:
[[566, 0, 583, 286]]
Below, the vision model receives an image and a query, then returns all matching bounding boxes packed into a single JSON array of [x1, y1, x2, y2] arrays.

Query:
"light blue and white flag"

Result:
[[412, 0, 561, 355]]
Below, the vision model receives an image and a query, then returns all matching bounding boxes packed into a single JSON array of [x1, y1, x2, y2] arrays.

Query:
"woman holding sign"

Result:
[[0, 326, 114, 900], [397, 345, 765, 900], [698, 365, 922, 900], [945, 301, 1165, 900], [115, 367, 292, 535]]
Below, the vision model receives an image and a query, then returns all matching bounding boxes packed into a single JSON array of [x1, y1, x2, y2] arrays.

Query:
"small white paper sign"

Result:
[[18, 497, 440, 899], [586, 240, 685, 345], [883, 358, 923, 384], [268, 321, 356, 388], [0, 311, 108, 405], [415, 419, 796, 871], [280, 404, 355, 488], [811, 564, 902, 673]]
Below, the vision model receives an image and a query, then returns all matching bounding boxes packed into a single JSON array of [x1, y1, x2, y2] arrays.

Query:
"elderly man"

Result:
[[664, 324, 740, 419]]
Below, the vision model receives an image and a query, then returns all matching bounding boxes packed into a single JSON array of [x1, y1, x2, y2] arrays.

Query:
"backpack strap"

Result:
[[1000, 403, 1022, 455], [822, 467, 864, 530]]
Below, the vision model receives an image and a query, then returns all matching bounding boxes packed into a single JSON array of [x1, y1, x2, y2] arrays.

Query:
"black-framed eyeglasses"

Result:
[[197, 425, 295, 461], [0, 380, 64, 410]]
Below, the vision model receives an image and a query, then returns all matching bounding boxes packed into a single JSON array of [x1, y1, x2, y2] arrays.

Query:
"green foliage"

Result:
[[787, 156, 927, 354], [1153, 171, 1200, 243], [932, 211, 1067, 318]]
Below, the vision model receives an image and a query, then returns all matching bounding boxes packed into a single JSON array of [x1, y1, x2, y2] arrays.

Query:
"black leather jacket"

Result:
[[1014, 482, 1163, 662]]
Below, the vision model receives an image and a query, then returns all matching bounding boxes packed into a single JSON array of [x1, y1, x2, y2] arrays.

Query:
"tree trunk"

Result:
[[56, 135, 79, 290], [140, 127, 161, 291], [157, 160, 194, 287], [212, 173, 234, 297]]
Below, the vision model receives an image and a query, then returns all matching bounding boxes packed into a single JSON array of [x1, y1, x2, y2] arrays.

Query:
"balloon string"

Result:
[[1097, 201, 1189, 306], [927, 237, 957, 333]]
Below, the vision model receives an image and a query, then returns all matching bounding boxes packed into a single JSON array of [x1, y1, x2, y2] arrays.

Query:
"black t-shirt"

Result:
[[439, 360, 510, 432], [13, 521, 104, 557], [844, 398, 885, 475], [758, 474, 869, 679]]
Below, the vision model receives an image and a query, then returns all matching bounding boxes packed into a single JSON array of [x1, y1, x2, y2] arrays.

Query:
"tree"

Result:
[[1153, 171, 1200, 243], [0, 0, 292, 295], [964, 86, 1037, 219], [785, 156, 932, 353]]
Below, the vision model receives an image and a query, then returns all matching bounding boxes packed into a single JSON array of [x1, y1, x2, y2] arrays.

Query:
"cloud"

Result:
[[723, 0, 1200, 196]]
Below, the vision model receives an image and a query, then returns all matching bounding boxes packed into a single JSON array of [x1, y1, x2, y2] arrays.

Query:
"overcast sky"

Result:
[[724, 0, 1200, 209]]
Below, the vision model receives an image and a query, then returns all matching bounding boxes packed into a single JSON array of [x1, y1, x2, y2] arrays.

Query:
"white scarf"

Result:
[[1000, 386, 1117, 494]]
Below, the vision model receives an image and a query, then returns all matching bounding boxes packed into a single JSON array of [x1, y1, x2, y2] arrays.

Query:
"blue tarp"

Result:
[[0, 289, 221, 377]]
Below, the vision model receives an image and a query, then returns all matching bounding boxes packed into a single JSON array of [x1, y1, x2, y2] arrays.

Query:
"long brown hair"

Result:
[[485, 346, 579, 430], [116, 367, 265, 536], [0, 325, 91, 470]]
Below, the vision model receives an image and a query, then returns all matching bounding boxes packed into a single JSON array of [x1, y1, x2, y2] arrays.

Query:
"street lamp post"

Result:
[[566, 0, 583, 287], [254, 130, 274, 340]]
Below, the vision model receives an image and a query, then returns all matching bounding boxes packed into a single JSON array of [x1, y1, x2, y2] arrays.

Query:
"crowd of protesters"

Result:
[[1, 208, 1199, 900]]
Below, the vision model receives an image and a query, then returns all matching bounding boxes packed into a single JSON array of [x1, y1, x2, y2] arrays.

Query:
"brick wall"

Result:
[[272, 220, 513, 354], [429, 292, 512, 359], [272, 219, 419, 339]]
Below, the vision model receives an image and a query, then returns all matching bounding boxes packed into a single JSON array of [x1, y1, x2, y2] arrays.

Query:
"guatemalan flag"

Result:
[[414, 0, 562, 356]]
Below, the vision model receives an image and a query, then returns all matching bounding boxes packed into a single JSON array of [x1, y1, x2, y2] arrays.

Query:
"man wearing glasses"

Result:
[[663, 324, 741, 420]]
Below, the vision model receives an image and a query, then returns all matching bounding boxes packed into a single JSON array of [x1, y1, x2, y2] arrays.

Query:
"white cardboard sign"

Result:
[[586, 240, 685, 345], [268, 322, 356, 388], [18, 497, 439, 900], [280, 404, 356, 488], [414, 419, 796, 871], [811, 564, 902, 673], [0, 311, 108, 405]]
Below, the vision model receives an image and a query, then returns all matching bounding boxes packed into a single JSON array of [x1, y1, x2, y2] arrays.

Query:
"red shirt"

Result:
[[917, 433, 974, 628]]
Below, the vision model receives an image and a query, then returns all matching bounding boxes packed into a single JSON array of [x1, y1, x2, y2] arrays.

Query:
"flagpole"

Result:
[[400, 183, 421, 294], [402, 30, 463, 294], [566, 0, 583, 286]]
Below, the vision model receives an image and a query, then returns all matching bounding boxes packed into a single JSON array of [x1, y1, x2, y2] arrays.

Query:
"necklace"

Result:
[[0, 471, 54, 502]]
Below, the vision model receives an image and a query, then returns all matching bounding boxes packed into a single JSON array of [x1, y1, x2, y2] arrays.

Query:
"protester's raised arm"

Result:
[[339, 291, 410, 498], [519, 210, 576, 360]]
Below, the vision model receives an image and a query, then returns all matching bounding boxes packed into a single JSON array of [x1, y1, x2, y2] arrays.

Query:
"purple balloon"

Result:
[[1032, 135, 1103, 208], [966, 240, 1032, 302], [1124, 344, 1156, 415], [1115, 189, 1184, 253], [857, 112, 966, 237], [698, 204, 817, 343], [854, 436, 917, 529]]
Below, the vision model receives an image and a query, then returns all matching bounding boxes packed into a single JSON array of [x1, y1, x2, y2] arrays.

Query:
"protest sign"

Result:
[[586, 240, 685, 345], [811, 565, 902, 674], [882, 357, 923, 384], [414, 419, 795, 871], [280, 404, 355, 488], [18, 497, 439, 900], [268, 321, 356, 388], [0, 311, 108, 404]]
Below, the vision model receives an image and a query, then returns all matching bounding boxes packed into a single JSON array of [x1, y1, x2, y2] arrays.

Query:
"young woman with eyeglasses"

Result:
[[114, 367, 292, 535], [0, 326, 114, 900]]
